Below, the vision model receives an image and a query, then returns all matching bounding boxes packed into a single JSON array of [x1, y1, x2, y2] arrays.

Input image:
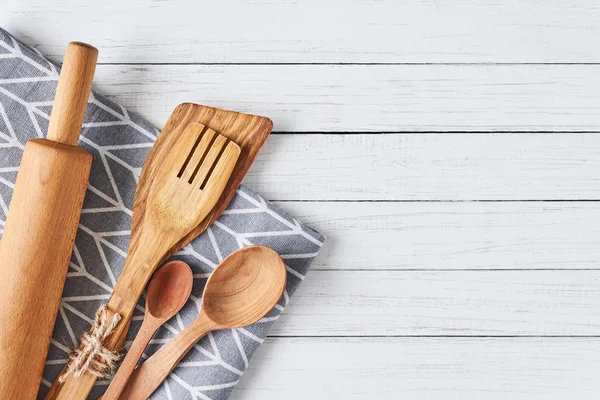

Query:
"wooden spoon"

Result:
[[117, 246, 286, 400], [102, 261, 193, 400]]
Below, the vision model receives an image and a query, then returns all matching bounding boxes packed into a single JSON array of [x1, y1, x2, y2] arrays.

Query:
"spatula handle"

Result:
[[47, 42, 98, 145]]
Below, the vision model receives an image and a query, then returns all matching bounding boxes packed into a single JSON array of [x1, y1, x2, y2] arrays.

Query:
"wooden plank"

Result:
[[276, 202, 600, 270], [2, 1, 599, 64], [89, 64, 600, 132], [243, 134, 600, 200], [271, 271, 600, 336], [231, 337, 600, 400]]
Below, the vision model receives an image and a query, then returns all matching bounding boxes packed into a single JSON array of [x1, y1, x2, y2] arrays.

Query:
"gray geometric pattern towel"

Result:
[[0, 28, 324, 400]]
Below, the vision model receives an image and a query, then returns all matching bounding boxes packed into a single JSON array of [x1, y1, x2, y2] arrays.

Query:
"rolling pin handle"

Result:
[[46, 41, 98, 146]]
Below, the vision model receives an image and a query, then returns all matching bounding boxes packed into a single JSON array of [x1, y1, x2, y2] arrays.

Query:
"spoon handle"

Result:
[[102, 318, 160, 400], [118, 318, 213, 400]]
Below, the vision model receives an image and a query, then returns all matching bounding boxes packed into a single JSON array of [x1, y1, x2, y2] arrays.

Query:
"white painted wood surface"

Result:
[[1, 1, 599, 64], [275, 202, 600, 270], [4, 0, 600, 398], [232, 338, 600, 400], [249, 134, 600, 200], [274, 270, 600, 336], [90, 65, 600, 132]]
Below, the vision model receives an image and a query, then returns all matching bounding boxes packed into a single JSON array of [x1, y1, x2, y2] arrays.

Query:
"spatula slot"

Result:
[[177, 125, 207, 179], [200, 139, 231, 190], [188, 133, 219, 184]]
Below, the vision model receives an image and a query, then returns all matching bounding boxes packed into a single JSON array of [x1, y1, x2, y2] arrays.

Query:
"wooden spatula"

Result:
[[144, 122, 241, 245], [46, 104, 272, 400]]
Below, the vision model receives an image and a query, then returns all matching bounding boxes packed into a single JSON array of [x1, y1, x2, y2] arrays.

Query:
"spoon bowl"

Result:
[[202, 246, 287, 328], [102, 260, 193, 400], [118, 246, 287, 400], [147, 260, 194, 319]]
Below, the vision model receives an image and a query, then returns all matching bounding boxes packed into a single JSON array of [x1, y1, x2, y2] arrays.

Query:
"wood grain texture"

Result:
[[0, 41, 96, 398], [101, 261, 193, 400], [5, 1, 599, 398], [243, 134, 600, 201], [0, 140, 91, 399], [118, 246, 286, 400], [230, 337, 600, 400], [48, 104, 271, 399], [88, 64, 600, 131], [47, 42, 97, 145], [275, 201, 600, 271], [271, 270, 600, 336], [2, 0, 599, 63], [139, 104, 272, 256]]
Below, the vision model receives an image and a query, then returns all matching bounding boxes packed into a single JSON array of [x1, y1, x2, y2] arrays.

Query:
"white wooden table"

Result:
[[3, 1, 600, 398]]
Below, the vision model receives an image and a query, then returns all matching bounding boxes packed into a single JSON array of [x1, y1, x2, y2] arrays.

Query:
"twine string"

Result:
[[58, 305, 122, 383]]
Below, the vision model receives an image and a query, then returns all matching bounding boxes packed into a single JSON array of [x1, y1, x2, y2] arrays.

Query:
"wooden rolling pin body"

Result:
[[0, 42, 97, 398]]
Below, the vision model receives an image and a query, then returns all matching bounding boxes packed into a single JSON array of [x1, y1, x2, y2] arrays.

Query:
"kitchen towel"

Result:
[[0, 28, 324, 400]]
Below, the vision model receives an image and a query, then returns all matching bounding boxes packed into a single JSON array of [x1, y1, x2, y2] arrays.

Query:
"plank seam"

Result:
[[96, 63, 600, 66], [271, 134, 600, 136], [272, 199, 600, 203], [310, 268, 600, 272], [267, 335, 600, 338]]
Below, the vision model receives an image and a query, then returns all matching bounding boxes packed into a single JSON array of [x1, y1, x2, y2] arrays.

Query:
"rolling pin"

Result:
[[0, 42, 98, 398]]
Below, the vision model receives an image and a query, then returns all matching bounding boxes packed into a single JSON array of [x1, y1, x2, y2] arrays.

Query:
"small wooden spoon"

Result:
[[117, 246, 286, 400], [102, 260, 193, 400]]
